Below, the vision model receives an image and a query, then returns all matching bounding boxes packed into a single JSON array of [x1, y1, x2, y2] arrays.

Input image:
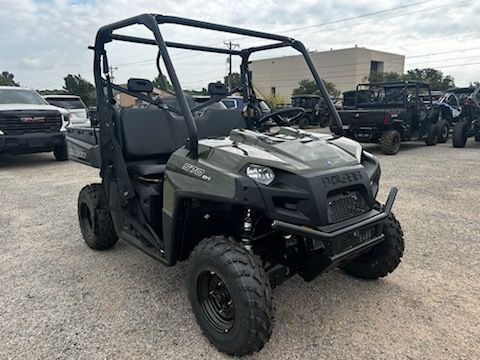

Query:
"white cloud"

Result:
[[0, 0, 478, 90]]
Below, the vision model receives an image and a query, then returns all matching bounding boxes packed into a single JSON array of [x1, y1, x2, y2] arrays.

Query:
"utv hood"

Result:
[[200, 127, 362, 174]]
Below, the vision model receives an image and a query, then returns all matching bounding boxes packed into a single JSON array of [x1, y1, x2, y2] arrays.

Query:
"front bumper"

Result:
[[0, 132, 65, 155], [273, 187, 398, 281]]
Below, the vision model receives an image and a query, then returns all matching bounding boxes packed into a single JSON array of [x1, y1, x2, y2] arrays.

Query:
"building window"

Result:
[[370, 61, 384, 75], [271, 87, 276, 95]]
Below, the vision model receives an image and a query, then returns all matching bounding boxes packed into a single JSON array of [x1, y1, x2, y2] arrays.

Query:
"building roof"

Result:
[[250, 46, 405, 63]]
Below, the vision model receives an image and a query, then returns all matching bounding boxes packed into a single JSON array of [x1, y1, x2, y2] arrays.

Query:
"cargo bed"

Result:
[[66, 126, 101, 168]]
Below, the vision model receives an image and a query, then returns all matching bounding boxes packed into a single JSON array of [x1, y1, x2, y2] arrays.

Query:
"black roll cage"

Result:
[[355, 81, 433, 108], [93, 13, 344, 159]]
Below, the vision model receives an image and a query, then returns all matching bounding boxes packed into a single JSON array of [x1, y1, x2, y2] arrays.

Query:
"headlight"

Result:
[[246, 165, 275, 185], [62, 113, 71, 125], [0, 130, 4, 135]]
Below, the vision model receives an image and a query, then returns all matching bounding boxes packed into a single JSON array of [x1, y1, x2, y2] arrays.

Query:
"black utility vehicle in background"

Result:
[[338, 81, 438, 155], [221, 95, 271, 115], [451, 85, 480, 147], [291, 94, 329, 128], [67, 14, 404, 356]]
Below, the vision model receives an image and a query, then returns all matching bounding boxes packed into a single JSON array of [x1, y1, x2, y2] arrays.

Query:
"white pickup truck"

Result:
[[0, 86, 86, 160], [43, 94, 90, 127]]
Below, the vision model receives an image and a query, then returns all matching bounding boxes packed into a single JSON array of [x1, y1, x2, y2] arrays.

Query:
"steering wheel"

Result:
[[258, 107, 305, 128]]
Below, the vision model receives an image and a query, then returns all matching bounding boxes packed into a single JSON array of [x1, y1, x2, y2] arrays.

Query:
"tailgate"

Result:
[[66, 126, 101, 168], [338, 109, 386, 126]]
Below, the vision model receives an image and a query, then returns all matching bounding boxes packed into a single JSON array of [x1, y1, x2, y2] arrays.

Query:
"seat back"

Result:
[[196, 109, 246, 139], [119, 107, 246, 162], [119, 108, 187, 161]]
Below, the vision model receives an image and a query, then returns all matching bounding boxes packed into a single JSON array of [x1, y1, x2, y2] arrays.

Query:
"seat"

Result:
[[120, 107, 188, 162], [196, 109, 246, 138], [127, 163, 166, 177], [118, 107, 246, 178]]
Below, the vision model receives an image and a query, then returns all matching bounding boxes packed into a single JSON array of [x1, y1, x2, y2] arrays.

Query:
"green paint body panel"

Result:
[[163, 127, 363, 213]]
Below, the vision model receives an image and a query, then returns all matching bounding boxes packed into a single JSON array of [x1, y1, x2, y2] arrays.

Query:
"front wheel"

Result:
[[424, 123, 438, 146], [452, 121, 469, 148], [298, 117, 309, 129], [78, 184, 118, 250], [187, 236, 273, 356], [342, 212, 404, 279], [436, 119, 449, 143], [53, 142, 68, 161]]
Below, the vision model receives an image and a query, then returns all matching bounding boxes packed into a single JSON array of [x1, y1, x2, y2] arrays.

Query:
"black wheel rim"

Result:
[[79, 202, 94, 237], [441, 126, 448, 139], [197, 271, 235, 333]]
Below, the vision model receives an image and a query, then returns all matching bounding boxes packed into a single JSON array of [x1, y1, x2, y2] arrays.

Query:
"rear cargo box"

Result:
[[66, 126, 101, 168]]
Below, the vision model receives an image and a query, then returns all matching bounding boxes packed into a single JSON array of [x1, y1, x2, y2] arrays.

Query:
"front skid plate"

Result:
[[301, 234, 385, 281]]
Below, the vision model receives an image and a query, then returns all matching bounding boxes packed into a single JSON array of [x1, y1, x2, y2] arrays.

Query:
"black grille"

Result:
[[330, 227, 375, 254], [327, 191, 370, 224], [0, 110, 62, 135]]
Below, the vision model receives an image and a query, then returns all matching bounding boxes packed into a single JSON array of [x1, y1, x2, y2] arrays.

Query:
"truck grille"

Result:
[[327, 191, 370, 224], [0, 110, 62, 135]]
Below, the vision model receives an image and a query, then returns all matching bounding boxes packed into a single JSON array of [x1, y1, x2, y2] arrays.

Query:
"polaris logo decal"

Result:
[[69, 148, 87, 160], [20, 116, 45, 124], [322, 171, 363, 188], [182, 163, 211, 181]]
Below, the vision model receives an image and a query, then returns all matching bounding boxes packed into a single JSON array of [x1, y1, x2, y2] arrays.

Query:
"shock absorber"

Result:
[[242, 208, 253, 251]]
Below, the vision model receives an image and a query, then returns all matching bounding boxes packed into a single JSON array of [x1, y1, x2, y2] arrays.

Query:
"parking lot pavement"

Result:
[[0, 139, 479, 360]]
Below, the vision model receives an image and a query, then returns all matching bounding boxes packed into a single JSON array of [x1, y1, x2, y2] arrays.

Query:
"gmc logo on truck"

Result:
[[20, 116, 45, 124], [322, 171, 363, 188]]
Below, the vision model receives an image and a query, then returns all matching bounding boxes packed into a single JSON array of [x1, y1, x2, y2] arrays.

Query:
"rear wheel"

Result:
[[452, 121, 469, 148], [436, 120, 449, 143], [78, 184, 118, 250], [424, 123, 438, 146], [53, 143, 68, 161], [342, 212, 404, 279], [187, 236, 273, 356], [380, 130, 401, 155]]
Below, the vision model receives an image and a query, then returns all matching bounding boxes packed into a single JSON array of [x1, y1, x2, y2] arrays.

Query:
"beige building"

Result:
[[250, 47, 405, 99], [113, 86, 169, 108]]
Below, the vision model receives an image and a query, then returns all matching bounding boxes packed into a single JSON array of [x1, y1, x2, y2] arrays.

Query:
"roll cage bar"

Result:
[[92, 14, 344, 159], [355, 81, 433, 107]]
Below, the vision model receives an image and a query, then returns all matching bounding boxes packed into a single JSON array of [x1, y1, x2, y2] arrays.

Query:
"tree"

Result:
[[324, 80, 340, 97], [404, 68, 455, 91], [263, 94, 288, 109], [152, 74, 173, 92], [365, 71, 403, 83], [63, 74, 96, 107], [292, 79, 340, 97], [365, 68, 455, 91], [0, 71, 19, 86], [224, 72, 241, 89]]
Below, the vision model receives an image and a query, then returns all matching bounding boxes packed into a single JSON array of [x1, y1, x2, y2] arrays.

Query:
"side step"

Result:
[[119, 231, 169, 265]]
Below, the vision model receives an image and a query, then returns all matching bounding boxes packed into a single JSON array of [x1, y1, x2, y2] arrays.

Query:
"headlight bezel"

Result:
[[245, 164, 276, 185]]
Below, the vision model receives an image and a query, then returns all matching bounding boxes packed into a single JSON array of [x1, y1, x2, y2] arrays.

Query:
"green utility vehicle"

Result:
[[67, 14, 404, 356]]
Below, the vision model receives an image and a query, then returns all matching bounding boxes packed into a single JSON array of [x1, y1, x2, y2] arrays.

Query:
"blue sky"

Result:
[[1, 0, 479, 90]]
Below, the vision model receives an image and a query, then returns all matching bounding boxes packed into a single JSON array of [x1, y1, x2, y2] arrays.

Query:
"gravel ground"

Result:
[[0, 139, 479, 360]]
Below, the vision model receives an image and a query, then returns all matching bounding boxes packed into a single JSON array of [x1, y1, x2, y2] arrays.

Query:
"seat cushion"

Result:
[[127, 163, 166, 177]]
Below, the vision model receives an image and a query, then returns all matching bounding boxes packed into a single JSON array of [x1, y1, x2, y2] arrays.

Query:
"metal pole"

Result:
[[224, 41, 239, 90]]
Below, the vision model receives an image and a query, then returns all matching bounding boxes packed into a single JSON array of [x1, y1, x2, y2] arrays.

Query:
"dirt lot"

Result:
[[0, 139, 479, 360]]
